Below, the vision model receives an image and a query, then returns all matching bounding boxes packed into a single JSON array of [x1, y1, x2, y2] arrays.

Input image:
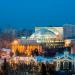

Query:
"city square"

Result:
[[0, 0, 75, 75], [0, 25, 75, 75]]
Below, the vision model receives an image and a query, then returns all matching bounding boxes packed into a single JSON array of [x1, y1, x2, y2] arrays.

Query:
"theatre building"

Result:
[[11, 27, 64, 56]]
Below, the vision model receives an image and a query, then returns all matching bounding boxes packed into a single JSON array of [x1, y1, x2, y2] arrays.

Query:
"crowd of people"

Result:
[[0, 58, 58, 75]]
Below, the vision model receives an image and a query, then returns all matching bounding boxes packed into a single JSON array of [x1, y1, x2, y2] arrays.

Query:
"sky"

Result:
[[0, 0, 75, 29]]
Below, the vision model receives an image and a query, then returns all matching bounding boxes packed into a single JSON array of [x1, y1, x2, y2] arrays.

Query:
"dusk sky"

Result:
[[0, 0, 75, 29]]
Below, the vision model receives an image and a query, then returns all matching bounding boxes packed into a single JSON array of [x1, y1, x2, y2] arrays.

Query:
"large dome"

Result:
[[29, 29, 56, 40]]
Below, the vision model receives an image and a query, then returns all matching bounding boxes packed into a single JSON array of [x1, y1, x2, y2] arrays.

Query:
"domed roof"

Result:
[[29, 29, 56, 40], [35, 29, 55, 34]]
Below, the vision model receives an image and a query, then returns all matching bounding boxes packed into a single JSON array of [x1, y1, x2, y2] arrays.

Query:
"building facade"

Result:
[[63, 24, 75, 39]]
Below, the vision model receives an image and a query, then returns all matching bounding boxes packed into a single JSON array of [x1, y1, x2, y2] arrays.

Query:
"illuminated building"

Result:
[[11, 39, 42, 55], [54, 52, 74, 71], [11, 27, 64, 55], [29, 27, 63, 43], [28, 27, 64, 49]]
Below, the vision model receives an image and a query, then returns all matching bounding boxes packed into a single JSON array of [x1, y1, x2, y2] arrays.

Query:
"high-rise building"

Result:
[[63, 24, 75, 39]]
